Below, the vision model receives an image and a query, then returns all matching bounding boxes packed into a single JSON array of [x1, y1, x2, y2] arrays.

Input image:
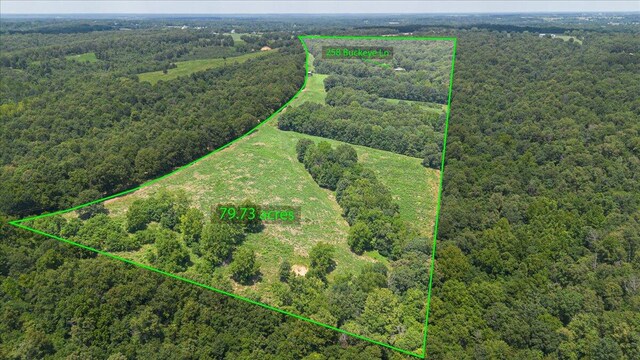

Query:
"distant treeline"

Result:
[[2, 23, 115, 35], [355, 23, 588, 34]]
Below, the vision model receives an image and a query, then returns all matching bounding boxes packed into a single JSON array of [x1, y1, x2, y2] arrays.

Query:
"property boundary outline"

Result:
[[8, 35, 458, 359]]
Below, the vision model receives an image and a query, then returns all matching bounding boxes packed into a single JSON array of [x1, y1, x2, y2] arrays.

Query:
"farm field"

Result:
[[138, 50, 272, 84], [65, 52, 98, 62], [225, 32, 249, 44], [103, 120, 438, 299]]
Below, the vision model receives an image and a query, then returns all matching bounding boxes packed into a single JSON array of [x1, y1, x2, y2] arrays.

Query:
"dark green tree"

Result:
[[230, 247, 260, 285]]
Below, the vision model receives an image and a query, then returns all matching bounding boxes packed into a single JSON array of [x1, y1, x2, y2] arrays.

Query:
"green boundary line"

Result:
[[8, 35, 457, 359], [422, 38, 457, 358]]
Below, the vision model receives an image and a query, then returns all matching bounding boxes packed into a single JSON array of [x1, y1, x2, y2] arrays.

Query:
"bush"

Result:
[[230, 247, 260, 285]]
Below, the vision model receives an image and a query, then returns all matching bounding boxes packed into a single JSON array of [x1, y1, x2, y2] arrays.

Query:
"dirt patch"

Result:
[[292, 264, 308, 277], [193, 171, 209, 180]]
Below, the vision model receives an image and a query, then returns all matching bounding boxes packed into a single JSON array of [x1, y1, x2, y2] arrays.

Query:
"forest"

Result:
[[1, 15, 639, 360], [0, 30, 304, 216], [279, 87, 444, 164], [6, 35, 446, 355]]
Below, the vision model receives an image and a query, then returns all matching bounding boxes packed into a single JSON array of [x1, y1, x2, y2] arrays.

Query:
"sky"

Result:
[[1, 1, 639, 15]]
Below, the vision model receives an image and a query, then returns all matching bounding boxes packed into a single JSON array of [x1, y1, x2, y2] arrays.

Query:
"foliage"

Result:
[[3, 17, 639, 360], [75, 214, 137, 251], [126, 190, 190, 232], [308, 243, 336, 280], [0, 38, 304, 216], [230, 247, 260, 285], [146, 227, 190, 272], [199, 222, 244, 266], [279, 259, 292, 282], [179, 208, 204, 247], [280, 98, 443, 160]]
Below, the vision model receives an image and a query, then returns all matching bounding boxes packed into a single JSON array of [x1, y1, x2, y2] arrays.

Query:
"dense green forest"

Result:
[[0, 31, 304, 215], [310, 39, 451, 103], [8, 36, 445, 355], [279, 39, 451, 167], [428, 31, 639, 359], [2, 15, 639, 360]]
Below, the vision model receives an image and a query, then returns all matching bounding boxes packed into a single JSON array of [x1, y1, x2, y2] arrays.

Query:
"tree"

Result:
[[76, 214, 137, 251], [308, 243, 336, 280], [334, 144, 358, 167], [347, 221, 373, 254], [296, 138, 315, 163], [75, 189, 109, 220], [359, 288, 401, 335], [199, 222, 244, 266], [279, 259, 292, 282], [148, 228, 190, 272], [179, 208, 204, 248], [388, 252, 429, 294], [126, 199, 153, 233], [230, 247, 260, 285]]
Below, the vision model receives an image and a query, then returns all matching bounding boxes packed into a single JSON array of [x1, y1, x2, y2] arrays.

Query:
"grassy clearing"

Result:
[[287, 52, 326, 107], [104, 120, 438, 299], [225, 32, 250, 44], [65, 52, 98, 63], [555, 35, 583, 45], [138, 51, 271, 84], [292, 74, 328, 107], [63, 44, 439, 304], [383, 97, 446, 114]]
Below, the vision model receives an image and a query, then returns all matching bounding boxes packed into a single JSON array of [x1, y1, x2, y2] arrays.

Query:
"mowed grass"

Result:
[[65, 52, 98, 63], [292, 74, 328, 107], [138, 50, 271, 84]]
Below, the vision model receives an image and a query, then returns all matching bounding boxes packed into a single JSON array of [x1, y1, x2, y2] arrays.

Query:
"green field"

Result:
[[104, 120, 437, 299], [65, 52, 98, 63], [288, 52, 328, 106], [292, 73, 328, 107], [555, 35, 583, 45], [103, 46, 439, 301], [225, 32, 249, 44], [138, 51, 271, 84], [383, 97, 447, 114]]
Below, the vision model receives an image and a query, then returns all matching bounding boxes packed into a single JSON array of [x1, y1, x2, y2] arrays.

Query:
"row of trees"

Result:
[[324, 73, 448, 104], [297, 139, 410, 258], [280, 88, 444, 162]]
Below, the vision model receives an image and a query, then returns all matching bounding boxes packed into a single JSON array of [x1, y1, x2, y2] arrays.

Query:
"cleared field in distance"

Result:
[[225, 32, 249, 44], [383, 97, 447, 114], [555, 35, 583, 45], [65, 52, 98, 63], [138, 50, 271, 84]]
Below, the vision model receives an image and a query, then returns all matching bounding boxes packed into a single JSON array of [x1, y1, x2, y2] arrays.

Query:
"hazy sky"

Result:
[[2, 1, 638, 15]]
